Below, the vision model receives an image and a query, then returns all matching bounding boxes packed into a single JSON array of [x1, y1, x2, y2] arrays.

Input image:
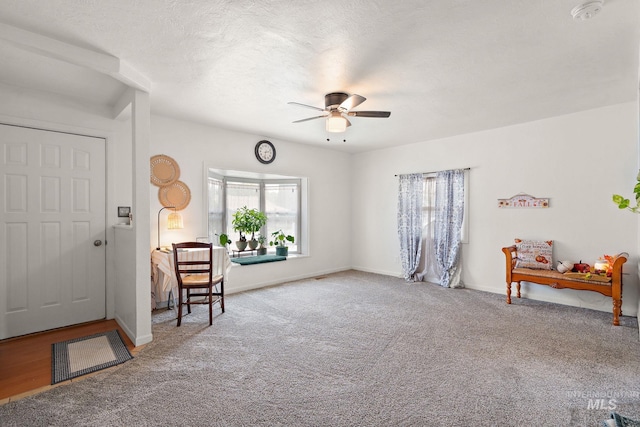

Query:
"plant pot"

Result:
[[236, 240, 248, 251], [248, 239, 259, 250], [257, 247, 267, 255], [275, 246, 288, 257]]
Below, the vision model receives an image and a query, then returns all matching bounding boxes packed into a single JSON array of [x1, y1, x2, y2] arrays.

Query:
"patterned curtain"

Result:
[[434, 170, 465, 288], [397, 174, 424, 282]]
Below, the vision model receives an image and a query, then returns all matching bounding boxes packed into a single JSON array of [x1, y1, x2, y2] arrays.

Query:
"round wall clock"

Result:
[[255, 140, 276, 164]]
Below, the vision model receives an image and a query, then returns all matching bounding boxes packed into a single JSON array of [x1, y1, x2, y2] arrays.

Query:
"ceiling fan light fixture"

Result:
[[290, 92, 389, 133], [326, 111, 347, 133]]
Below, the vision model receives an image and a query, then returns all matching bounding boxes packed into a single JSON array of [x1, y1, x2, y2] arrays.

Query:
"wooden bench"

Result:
[[502, 245, 627, 326]]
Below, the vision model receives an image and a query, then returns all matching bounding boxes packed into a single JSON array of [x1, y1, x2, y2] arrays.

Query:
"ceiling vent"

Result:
[[571, 1, 604, 20]]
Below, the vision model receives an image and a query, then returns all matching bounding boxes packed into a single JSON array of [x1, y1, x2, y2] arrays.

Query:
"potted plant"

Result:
[[232, 206, 251, 250], [612, 170, 640, 213], [216, 233, 231, 248], [247, 210, 268, 250], [232, 206, 268, 251], [257, 234, 267, 255], [269, 229, 295, 257]]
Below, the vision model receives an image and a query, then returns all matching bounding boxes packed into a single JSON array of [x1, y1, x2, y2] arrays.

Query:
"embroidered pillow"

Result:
[[514, 239, 553, 270]]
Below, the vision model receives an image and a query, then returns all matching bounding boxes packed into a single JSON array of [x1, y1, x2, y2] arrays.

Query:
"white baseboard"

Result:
[[226, 267, 352, 294], [466, 282, 639, 318], [114, 314, 153, 346], [351, 265, 403, 278]]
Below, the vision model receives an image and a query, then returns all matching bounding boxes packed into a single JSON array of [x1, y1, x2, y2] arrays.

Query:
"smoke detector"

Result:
[[571, 1, 604, 20]]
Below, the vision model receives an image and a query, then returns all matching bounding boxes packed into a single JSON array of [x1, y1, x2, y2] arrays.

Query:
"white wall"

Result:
[[113, 225, 137, 338], [352, 102, 640, 317], [111, 89, 152, 346], [150, 115, 352, 293]]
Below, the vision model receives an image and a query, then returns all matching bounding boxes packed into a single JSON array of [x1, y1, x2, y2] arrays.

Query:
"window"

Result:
[[421, 170, 469, 244], [416, 170, 469, 285], [207, 169, 303, 254], [421, 175, 437, 237], [225, 180, 260, 238], [264, 181, 299, 253], [207, 175, 224, 243]]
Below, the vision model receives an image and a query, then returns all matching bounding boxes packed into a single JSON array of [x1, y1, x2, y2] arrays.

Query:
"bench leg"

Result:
[[506, 282, 512, 304], [516, 282, 521, 299], [613, 299, 621, 326]]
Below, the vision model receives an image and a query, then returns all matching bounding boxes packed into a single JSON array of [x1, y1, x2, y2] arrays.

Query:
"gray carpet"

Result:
[[1, 270, 639, 426]]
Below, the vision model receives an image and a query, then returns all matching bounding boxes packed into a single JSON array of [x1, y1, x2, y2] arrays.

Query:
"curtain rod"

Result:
[[394, 167, 470, 177]]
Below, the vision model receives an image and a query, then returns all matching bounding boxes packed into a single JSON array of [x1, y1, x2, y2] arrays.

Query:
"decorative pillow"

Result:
[[514, 239, 553, 270]]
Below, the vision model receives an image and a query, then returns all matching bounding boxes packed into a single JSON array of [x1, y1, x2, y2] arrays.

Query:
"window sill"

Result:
[[284, 253, 307, 260], [229, 252, 308, 267]]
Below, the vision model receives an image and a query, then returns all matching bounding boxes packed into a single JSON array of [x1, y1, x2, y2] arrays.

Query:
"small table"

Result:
[[232, 249, 257, 258], [151, 247, 231, 308]]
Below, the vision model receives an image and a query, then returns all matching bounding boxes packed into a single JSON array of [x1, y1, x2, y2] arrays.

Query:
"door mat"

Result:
[[51, 329, 133, 384], [231, 255, 287, 265]]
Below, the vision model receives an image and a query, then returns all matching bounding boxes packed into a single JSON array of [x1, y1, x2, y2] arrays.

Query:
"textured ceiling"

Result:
[[0, 0, 637, 153]]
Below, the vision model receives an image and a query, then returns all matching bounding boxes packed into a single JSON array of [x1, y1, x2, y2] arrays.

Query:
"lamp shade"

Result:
[[157, 206, 182, 250], [167, 212, 183, 229], [326, 111, 347, 133]]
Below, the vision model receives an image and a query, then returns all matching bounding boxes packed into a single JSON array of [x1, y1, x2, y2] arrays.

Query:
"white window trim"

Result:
[[203, 164, 309, 255]]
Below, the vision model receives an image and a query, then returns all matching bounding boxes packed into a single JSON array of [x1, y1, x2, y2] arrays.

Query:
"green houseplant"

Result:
[[232, 206, 251, 250], [232, 206, 268, 251], [216, 233, 231, 248], [257, 234, 267, 255], [247, 210, 268, 250], [612, 171, 640, 213], [269, 229, 295, 257]]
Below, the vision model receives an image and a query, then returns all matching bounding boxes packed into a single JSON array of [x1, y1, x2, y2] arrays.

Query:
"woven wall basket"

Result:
[[158, 180, 191, 210], [150, 154, 180, 187]]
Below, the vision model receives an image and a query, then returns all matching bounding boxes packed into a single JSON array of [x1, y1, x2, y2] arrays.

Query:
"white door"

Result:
[[0, 124, 106, 339]]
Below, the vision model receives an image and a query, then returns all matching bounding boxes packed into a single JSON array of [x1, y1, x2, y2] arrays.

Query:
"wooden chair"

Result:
[[172, 242, 224, 326]]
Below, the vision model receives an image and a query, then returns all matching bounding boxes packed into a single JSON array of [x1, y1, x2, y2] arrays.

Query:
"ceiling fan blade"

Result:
[[347, 111, 391, 118], [287, 101, 325, 112], [292, 115, 326, 123], [346, 118, 352, 127], [339, 94, 366, 111]]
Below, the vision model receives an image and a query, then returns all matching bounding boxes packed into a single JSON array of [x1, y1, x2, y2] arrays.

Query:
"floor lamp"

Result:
[[156, 206, 183, 250]]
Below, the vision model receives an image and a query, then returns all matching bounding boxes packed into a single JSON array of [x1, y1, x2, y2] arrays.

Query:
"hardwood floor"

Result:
[[0, 319, 141, 405]]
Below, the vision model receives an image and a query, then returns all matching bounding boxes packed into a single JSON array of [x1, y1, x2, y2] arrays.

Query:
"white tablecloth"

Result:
[[151, 247, 231, 306]]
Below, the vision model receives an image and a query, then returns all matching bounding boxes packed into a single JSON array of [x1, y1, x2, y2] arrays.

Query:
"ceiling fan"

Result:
[[288, 92, 391, 133]]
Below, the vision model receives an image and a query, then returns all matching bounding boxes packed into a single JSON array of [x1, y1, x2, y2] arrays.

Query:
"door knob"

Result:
[[94, 240, 103, 247]]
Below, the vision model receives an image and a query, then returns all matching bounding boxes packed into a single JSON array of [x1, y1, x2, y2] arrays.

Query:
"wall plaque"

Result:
[[498, 193, 549, 208]]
